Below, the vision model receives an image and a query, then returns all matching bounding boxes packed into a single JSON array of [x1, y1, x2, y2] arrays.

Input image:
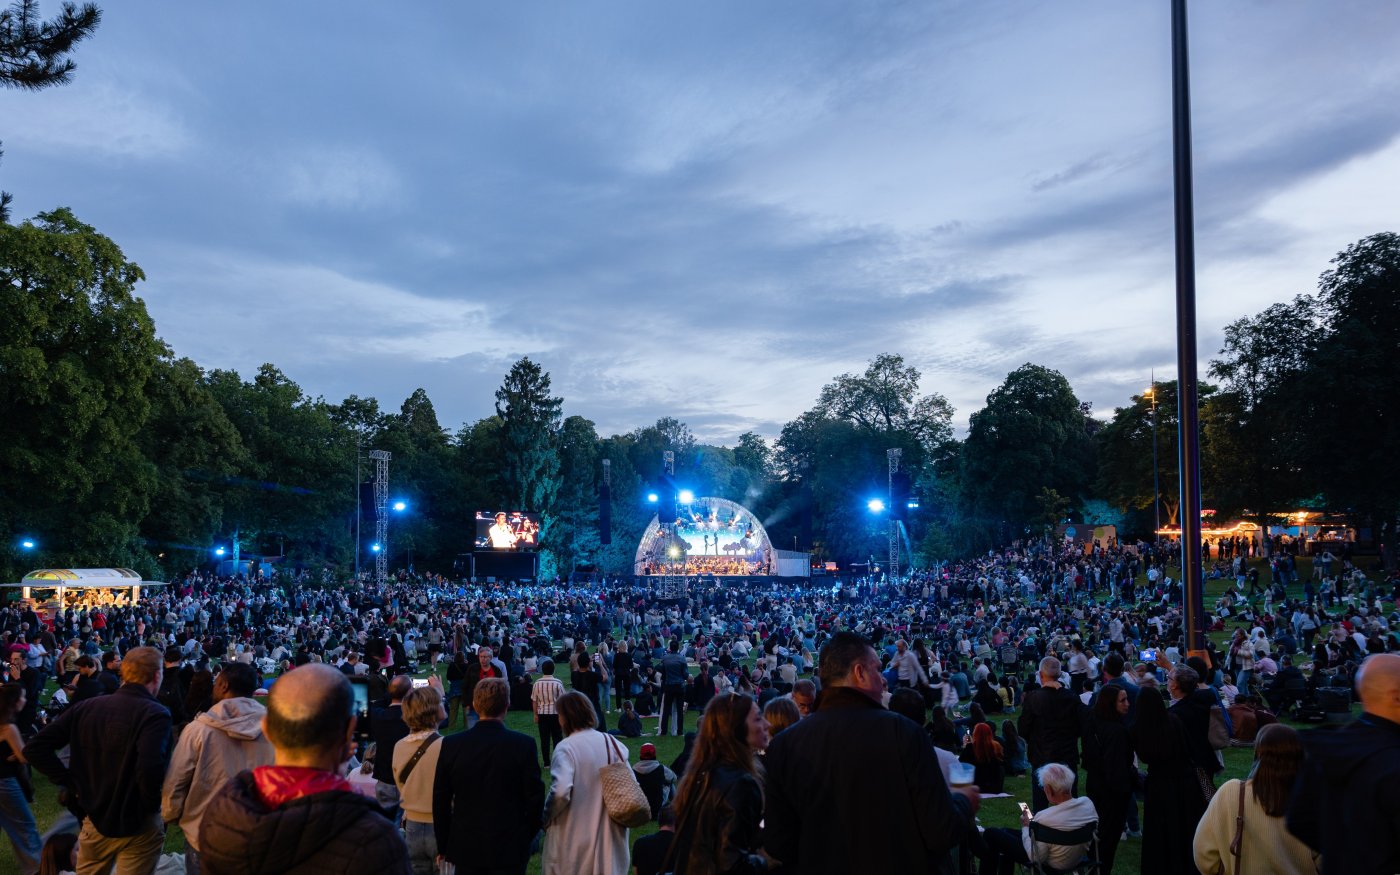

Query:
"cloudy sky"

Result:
[[5, 1, 1398, 443]]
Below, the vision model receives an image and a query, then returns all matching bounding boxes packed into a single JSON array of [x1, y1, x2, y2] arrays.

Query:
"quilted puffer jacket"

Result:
[[198, 766, 411, 875]]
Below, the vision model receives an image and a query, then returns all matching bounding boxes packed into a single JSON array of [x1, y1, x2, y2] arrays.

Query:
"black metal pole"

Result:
[[1171, 0, 1206, 658]]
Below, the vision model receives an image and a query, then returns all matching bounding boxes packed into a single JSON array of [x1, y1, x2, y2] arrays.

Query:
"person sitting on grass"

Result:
[[615, 700, 643, 737]]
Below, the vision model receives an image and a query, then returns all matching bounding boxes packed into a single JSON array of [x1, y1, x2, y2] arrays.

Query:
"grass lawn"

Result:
[[5, 554, 1384, 874]]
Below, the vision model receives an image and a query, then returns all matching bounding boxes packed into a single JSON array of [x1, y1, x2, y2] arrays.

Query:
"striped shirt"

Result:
[[532, 675, 564, 715]]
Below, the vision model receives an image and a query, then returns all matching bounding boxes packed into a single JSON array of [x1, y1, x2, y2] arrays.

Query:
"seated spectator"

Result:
[[633, 742, 677, 821], [632, 805, 676, 875], [958, 722, 1006, 793], [197, 663, 411, 875], [999, 720, 1029, 777], [615, 700, 643, 737], [973, 763, 1097, 875], [1227, 696, 1278, 744]]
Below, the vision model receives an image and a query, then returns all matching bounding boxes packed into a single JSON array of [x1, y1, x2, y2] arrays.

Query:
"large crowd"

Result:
[[0, 536, 1397, 875]]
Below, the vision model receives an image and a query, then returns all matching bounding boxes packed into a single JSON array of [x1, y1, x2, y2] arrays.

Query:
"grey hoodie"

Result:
[[161, 696, 275, 851]]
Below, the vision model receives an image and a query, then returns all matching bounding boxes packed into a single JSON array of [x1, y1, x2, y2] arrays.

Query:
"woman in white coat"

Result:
[[542, 691, 630, 875]]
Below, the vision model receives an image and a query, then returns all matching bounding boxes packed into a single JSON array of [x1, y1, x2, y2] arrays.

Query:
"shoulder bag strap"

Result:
[[1229, 778, 1246, 875], [397, 732, 440, 786]]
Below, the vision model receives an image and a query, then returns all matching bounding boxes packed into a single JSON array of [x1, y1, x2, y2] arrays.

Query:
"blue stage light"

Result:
[[371, 543, 382, 553], [392, 500, 407, 512], [214, 547, 226, 556], [678, 490, 695, 505], [646, 492, 659, 503], [20, 539, 36, 550], [867, 499, 886, 513]]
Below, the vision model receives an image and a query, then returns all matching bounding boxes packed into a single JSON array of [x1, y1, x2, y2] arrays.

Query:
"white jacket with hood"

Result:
[[162, 696, 276, 851]]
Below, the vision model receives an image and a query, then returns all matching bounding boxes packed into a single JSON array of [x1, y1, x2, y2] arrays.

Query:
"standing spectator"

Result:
[[161, 662, 274, 875], [6, 651, 41, 737], [761, 696, 800, 739], [1134, 685, 1208, 875], [158, 646, 189, 731], [532, 659, 565, 765], [764, 631, 977, 874], [433, 677, 543, 875], [658, 640, 689, 736], [197, 663, 411, 875], [463, 646, 507, 730], [1017, 656, 1084, 811], [541, 691, 631, 875], [1286, 652, 1400, 874], [444, 651, 468, 729], [25, 646, 172, 875], [0, 683, 40, 874], [370, 674, 412, 820], [1082, 684, 1134, 875], [667, 692, 770, 874], [393, 685, 446, 875], [1194, 724, 1319, 875], [612, 640, 634, 707], [788, 679, 815, 719]]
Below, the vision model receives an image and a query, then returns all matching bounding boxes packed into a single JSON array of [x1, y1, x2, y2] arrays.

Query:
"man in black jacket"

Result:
[[370, 674, 412, 818], [1287, 652, 1400, 875], [765, 631, 978, 874], [433, 677, 544, 875], [1018, 656, 1085, 811], [158, 645, 189, 729], [26, 645, 172, 874], [198, 663, 411, 875]]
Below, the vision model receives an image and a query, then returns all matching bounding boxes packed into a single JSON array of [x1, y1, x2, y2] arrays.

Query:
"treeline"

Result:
[[1, 211, 1396, 578]]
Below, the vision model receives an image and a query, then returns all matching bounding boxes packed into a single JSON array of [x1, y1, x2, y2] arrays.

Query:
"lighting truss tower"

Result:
[[369, 449, 392, 583], [887, 448, 902, 581]]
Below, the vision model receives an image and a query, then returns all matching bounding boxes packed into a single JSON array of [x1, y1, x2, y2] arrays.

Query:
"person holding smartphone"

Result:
[[972, 764, 1097, 875]]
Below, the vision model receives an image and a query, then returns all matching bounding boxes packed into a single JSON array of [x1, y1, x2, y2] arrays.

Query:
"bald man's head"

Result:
[[1357, 653, 1400, 724], [265, 664, 354, 755]]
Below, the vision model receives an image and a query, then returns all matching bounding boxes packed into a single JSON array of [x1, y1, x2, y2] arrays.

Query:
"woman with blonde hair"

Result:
[[1193, 723, 1320, 875], [667, 692, 771, 874], [542, 691, 630, 875], [393, 684, 446, 875]]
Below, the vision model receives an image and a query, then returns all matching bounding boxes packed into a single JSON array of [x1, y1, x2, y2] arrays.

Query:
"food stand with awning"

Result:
[[1, 568, 167, 621]]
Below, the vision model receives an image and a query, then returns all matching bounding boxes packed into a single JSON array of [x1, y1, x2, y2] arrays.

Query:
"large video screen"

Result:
[[475, 511, 541, 551]]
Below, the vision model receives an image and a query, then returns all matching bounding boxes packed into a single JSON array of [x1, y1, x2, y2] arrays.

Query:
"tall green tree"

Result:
[[203, 364, 353, 566], [0, 1, 102, 222], [0, 208, 162, 575], [958, 363, 1096, 544], [1301, 232, 1400, 567], [137, 355, 247, 574], [495, 358, 563, 573], [1208, 296, 1321, 550], [552, 414, 601, 573]]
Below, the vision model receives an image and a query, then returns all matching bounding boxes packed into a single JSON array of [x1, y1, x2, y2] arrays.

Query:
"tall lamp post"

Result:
[[1145, 378, 1160, 533], [1171, 0, 1207, 660]]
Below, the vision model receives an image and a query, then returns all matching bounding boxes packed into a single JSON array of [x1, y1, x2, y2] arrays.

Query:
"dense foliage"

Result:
[[1, 207, 1396, 577]]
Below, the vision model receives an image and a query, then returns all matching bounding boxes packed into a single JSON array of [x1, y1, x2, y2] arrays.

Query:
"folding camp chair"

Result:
[[1024, 819, 1100, 875]]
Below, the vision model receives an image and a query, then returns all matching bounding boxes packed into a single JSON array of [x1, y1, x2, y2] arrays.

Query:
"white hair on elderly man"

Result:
[[1036, 762, 1076, 797]]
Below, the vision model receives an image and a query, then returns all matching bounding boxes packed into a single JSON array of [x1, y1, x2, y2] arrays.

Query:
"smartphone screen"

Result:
[[351, 682, 369, 718], [412, 678, 429, 688]]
